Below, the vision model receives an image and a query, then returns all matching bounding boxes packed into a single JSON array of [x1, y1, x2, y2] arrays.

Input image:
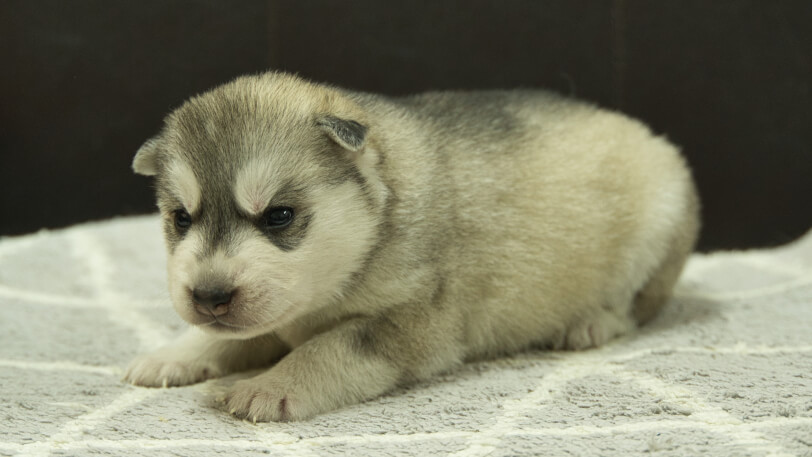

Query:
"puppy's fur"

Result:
[[124, 72, 700, 421]]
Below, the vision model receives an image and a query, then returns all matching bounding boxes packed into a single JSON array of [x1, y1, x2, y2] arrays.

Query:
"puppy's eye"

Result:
[[174, 209, 192, 230], [263, 207, 294, 229]]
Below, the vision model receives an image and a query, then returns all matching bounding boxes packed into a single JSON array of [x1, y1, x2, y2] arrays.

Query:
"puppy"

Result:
[[124, 72, 700, 421]]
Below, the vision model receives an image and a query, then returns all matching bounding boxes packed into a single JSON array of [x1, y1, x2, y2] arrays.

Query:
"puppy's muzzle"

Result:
[[192, 287, 233, 317]]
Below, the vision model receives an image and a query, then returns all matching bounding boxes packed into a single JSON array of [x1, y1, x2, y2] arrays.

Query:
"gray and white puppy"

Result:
[[125, 72, 700, 422]]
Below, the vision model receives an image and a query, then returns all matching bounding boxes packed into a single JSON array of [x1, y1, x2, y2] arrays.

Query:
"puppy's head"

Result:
[[133, 73, 385, 339]]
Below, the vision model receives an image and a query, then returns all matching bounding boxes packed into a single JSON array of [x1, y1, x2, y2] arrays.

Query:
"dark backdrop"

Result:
[[2, 0, 811, 251]]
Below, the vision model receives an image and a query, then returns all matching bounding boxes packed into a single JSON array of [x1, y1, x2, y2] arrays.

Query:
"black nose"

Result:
[[192, 287, 232, 316]]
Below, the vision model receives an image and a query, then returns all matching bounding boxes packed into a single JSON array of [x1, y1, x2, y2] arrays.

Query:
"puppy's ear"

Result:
[[317, 116, 368, 153], [132, 136, 162, 176]]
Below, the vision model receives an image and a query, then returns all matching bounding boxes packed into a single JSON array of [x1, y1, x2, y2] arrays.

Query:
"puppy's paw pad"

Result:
[[123, 352, 222, 387]]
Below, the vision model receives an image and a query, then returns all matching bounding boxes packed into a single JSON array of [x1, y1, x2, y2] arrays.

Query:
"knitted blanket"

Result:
[[1, 216, 810, 456]]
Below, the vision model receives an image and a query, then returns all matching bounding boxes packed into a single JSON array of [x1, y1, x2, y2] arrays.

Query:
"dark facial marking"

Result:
[[162, 218, 182, 253], [261, 213, 312, 252], [250, 182, 312, 252]]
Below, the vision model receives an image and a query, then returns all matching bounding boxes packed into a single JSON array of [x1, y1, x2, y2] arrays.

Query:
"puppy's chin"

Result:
[[194, 319, 277, 340]]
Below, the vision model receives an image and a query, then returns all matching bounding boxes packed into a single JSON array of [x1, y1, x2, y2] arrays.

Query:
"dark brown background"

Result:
[[1, 0, 811, 251]]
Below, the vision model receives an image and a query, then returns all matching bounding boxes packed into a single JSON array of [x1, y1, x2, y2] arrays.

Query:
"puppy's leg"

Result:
[[560, 238, 691, 350], [635, 185, 700, 324], [632, 247, 689, 326], [565, 191, 700, 348], [224, 301, 464, 422], [124, 328, 287, 387], [633, 235, 697, 326]]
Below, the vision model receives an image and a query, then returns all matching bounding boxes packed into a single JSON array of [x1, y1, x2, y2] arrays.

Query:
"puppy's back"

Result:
[[354, 89, 699, 355]]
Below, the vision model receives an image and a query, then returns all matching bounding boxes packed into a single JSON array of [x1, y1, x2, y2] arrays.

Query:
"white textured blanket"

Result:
[[1, 216, 810, 456]]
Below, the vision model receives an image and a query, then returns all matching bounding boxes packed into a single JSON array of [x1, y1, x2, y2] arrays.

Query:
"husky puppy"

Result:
[[124, 72, 699, 421]]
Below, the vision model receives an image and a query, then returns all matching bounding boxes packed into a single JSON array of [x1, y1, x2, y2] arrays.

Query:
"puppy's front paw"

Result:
[[124, 350, 223, 388], [223, 374, 319, 422]]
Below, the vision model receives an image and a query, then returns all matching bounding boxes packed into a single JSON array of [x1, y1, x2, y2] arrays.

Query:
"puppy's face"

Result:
[[133, 74, 384, 339]]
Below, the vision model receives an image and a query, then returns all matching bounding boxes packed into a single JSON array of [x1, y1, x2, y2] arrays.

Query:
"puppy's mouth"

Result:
[[200, 318, 253, 332], [192, 301, 300, 337], [187, 302, 272, 332], [191, 303, 257, 332]]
